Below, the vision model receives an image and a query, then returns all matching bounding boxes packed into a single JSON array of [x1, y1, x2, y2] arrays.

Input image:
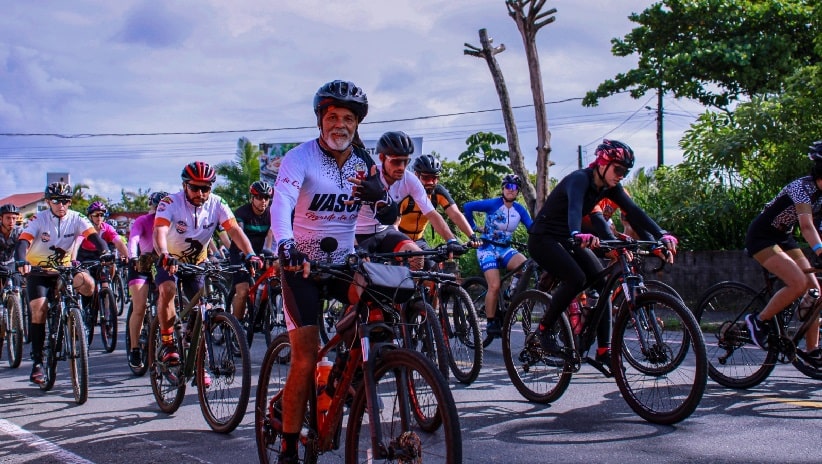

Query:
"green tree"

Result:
[[214, 137, 262, 208], [457, 132, 512, 198], [583, 0, 817, 111], [111, 188, 151, 213]]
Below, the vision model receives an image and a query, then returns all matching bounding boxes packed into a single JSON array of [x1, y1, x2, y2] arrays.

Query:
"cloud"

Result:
[[113, 0, 195, 48]]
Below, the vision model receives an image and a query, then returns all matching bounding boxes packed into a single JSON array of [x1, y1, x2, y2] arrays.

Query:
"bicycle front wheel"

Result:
[[345, 348, 462, 464], [5, 293, 24, 368], [403, 301, 449, 381], [41, 303, 61, 392], [98, 288, 118, 353], [22, 290, 31, 344], [439, 284, 483, 384], [502, 289, 573, 403], [112, 271, 127, 316], [66, 306, 89, 405], [612, 291, 707, 424], [196, 311, 251, 433], [695, 281, 776, 388], [148, 317, 186, 413], [461, 276, 494, 347]]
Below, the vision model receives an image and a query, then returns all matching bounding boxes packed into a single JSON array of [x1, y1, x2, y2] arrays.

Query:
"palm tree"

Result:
[[214, 137, 261, 208]]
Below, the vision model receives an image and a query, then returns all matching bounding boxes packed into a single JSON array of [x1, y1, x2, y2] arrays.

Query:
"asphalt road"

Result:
[[1, 322, 821, 464]]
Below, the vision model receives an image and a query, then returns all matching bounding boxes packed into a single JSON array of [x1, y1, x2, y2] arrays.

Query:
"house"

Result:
[[0, 192, 47, 223]]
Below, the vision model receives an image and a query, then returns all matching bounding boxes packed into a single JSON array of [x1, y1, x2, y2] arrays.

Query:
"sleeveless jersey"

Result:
[[270, 139, 374, 263], [397, 184, 455, 240], [154, 190, 237, 264], [20, 210, 96, 266], [356, 167, 434, 236]]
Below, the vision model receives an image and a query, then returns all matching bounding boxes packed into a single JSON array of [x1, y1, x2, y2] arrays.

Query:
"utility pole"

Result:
[[578, 145, 583, 169], [657, 89, 664, 167]]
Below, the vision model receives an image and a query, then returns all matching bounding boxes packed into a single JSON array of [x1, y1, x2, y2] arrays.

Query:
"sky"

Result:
[[0, 0, 706, 203]]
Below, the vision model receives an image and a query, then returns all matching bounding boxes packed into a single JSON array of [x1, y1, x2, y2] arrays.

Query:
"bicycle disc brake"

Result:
[[773, 335, 796, 363]]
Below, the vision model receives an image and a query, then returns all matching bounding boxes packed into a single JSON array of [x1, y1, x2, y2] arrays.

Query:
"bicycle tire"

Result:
[[345, 348, 462, 463], [6, 293, 23, 368], [98, 288, 118, 353], [439, 284, 483, 384], [263, 284, 286, 347], [125, 302, 150, 376], [85, 295, 98, 347], [695, 281, 776, 388], [612, 291, 707, 424], [196, 311, 251, 434], [112, 271, 127, 316], [148, 316, 186, 413], [403, 300, 450, 381], [502, 289, 574, 403], [256, 333, 310, 464], [41, 302, 61, 392], [66, 306, 89, 405], [461, 276, 495, 348], [318, 297, 344, 345], [783, 303, 822, 380], [21, 290, 31, 344]]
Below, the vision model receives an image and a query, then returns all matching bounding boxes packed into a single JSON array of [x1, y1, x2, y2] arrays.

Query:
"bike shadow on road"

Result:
[[698, 373, 822, 420]]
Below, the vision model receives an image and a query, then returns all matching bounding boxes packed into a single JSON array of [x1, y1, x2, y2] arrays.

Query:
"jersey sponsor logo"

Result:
[[277, 176, 301, 189], [40, 232, 50, 242], [157, 201, 169, 212], [175, 220, 188, 234], [308, 193, 360, 213]]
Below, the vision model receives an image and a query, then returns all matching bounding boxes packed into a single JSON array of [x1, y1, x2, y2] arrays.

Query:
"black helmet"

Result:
[[501, 173, 522, 188], [808, 141, 822, 162], [313, 80, 368, 122], [376, 131, 415, 157], [181, 161, 217, 183], [594, 139, 635, 168], [412, 154, 442, 175], [149, 191, 169, 207], [249, 180, 273, 197], [0, 203, 19, 215], [45, 182, 72, 199]]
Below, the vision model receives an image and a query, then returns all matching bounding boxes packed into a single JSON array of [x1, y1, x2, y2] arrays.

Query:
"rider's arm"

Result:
[[153, 222, 171, 257], [270, 151, 303, 244], [609, 185, 667, 239], [14, 238, 30, 266], [513, 202, 533, 230], [224, 219, 256, 256], [587, 211, 617, 240], [84, 231, 109, 256], [425, 211, 457, 242], [797, 205, 822, 255], [443, 204, 474, 239]]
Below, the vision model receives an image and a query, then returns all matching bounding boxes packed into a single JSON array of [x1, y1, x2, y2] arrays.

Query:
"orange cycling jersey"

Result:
[[397, 184, 456, 241]]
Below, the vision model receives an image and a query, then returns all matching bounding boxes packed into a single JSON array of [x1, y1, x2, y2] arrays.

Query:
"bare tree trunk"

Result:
[[465, 28, 537, 214], [507, 0, 557, 213]]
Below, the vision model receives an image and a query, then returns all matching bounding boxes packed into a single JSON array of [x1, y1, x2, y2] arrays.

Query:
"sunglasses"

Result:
[[90, 213, 106, 218], [385, 156, 410, 166], [253, 194, 271, 202], [612, 165, 630, 177], [50, 198, 71, 205], [419, 173, 440, 182], [503, 183, 519, 191], [186, 183, 212, 193]]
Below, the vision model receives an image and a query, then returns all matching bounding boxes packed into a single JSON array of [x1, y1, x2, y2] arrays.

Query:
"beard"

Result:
[[321, 129, 353, 152]]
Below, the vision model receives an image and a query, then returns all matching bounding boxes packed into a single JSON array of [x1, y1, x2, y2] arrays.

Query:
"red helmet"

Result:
[[181, 161, 216, 183], [593, 139, 635, 168]]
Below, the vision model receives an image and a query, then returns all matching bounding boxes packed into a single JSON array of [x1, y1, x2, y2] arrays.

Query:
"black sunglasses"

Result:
[[253, 194, 271, 201], [50, 198, 71, 205], [186, 183, 212, 193], [612, 165, 630, 177]]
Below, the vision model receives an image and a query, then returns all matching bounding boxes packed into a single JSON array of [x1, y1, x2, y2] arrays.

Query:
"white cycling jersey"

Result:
[[20, 210, 95, 266], [271, 139, 373, 263], [154, 190, 237, 264], [356, 167, 434, 235]]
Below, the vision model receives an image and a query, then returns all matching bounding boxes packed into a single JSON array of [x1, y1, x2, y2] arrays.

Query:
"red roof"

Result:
[[0, 192, 44, 207]]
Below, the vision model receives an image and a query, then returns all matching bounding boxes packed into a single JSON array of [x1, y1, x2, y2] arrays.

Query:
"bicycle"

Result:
[[30, 255, 90, 405], [21, 279, 31, 345], [0, 269, 23, 368], [255, 239, 462, 463], [147, 260, 252, 433], [111, 259, 129, 316], [125, 270, 158, 377], [695, 266, 822, 388], [228, 250, 285, 348], [501, 239, 707, 425], [461, 240, 542, 347], [83, 259, 118, 353]]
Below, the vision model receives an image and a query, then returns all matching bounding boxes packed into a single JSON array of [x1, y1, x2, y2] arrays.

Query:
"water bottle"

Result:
[[799, 288, 819, 321], [315, 357, 333, 428], [506, 274, 520, 299]]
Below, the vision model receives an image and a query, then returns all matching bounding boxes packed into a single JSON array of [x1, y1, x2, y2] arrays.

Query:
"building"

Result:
[[0, 192, 47, 223]]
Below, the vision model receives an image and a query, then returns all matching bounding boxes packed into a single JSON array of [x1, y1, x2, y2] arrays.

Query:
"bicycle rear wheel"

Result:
[[345, 348, 462, 463], [66, 306, 89, 405], [112, 271, 127, 316], [5, 293, 23, 368], [461, 276, 494, 348], [148, 317, 186, 413], [502, 289, 573, 403], [21, 288, 31, 344], [403, 300, 449, 381], [695, 281, 776, 388], [783, 304, 822, 379], [612, 291, 707, 424], [196, 311, 251, 433], [98, 288, 118, 353], [439, 284, 483, 384]]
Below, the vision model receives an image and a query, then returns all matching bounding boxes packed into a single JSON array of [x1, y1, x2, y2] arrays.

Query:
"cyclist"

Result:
[[0, 204, 23, 291], [15, 182, 111, 384], [270, 80, 396, 464], [463, 174, 534, 336], [73, 201, 130, 313], [124, 191, 168, 370], [229, 180, 274, 322], [527, 139, 677, 366], [397, 153, 479, 263], [355, 131, 466, 269], [744, 142, 822, 366], [153, 161, 261, 381]]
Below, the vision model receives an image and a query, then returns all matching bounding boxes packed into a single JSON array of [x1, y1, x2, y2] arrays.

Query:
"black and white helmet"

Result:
[[376, 131, 415, 157], [313, 80, 368, 122], [45, 182, 72, 199], [412, 154, 442, 175], [808, 140, 822, 162]]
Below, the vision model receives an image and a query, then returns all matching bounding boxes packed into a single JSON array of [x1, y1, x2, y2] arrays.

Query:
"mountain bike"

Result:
[[462, 241, 542, 347], [0, 269, 23, 368], [83, 259, 118, 353], [125, 271, 158, 377], [502, 239, 707, 425], [111, 259, 129, 316], [255, 241, 461, 463], [30, 258, 90, 405], [695, 266, 822, 388], [21, 279, 31, 345], [228, 250, 285, 348], [147, 261, 251, 433]]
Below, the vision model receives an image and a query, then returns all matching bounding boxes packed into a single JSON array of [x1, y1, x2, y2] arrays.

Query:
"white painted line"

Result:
[[0, 418, 95, 464]]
